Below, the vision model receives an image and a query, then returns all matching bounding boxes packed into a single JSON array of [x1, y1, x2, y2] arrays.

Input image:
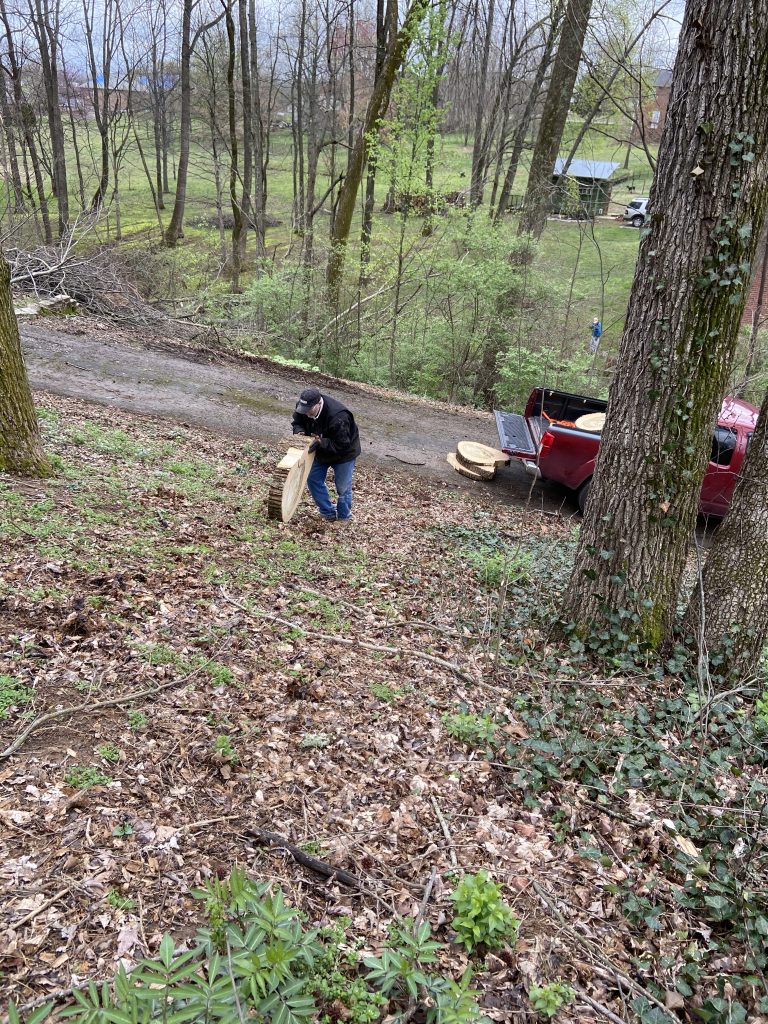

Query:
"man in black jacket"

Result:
[[291, 387, 361, 521]]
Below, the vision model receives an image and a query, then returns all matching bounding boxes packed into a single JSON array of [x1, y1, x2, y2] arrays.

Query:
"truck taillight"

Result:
[[540, 430, 555, 454]]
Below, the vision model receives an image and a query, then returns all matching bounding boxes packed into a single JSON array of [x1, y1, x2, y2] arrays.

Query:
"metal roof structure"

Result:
[[553, 158, 620, 180]]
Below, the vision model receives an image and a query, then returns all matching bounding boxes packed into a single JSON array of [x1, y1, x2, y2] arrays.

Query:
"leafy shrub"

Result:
[[529, 981, 575, 1018], [6, 868, 489, 1024], [64, 765, 112, 788], [212, 734, 238, 763], [449, 870, 520, 952], [442, 710, 498, 748]]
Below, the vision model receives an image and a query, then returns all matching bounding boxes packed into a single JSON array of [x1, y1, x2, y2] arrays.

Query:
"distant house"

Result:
[[551, 158, 620, 218], [632, 68, 672, 144]]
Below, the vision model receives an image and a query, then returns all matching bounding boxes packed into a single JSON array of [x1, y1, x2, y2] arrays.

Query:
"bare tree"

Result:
[[325, 0, 430, 307], [518, 0, 593, 239], [0, 0, 53, 241], [165, 0, 223, 246], [26, 0, 69, 235]]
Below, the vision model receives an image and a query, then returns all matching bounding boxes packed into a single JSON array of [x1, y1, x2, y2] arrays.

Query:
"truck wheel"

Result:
[[577, 479, 592, 514], [631, 215, 644, 228]]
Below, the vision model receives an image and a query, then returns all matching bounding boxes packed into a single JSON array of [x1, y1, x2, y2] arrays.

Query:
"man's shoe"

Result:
[[321, 515, 337, 522]]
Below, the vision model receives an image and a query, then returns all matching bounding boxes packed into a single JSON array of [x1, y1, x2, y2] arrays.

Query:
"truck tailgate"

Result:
[[494, 410, 538, 457]]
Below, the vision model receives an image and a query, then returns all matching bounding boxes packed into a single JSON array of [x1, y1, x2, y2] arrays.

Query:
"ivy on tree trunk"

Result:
[[561, 0, 768, 651], [0, 254, 51, 477]]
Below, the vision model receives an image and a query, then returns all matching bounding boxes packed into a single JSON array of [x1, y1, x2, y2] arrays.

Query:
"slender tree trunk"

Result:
[[326, 0, 430, 306], [0, 73, 24, 211], [1, 0, 51, 240], [164, 0, 193, 246], [518, 0, 593, 239], [559, 2, 673, 181], [562, 0, 768, 650], [151, 42, 165, 209], [0, 254, 50, 476], [64, 97, 86, 210], [225, 1, 243, 290], [293, 0, 306, 233], [211, 117, 227, 263], [30, 0, 69, 235], [359, 0, 387, 283], [683, 389, 768, 681], [248, 0, 265, 264], [424, 0, 455, 235], [238, 0, 252, 260], [469, 0, 495, 208]]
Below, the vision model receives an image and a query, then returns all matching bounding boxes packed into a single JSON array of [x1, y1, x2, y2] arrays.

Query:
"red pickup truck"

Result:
[[495, 387, 758, 516]]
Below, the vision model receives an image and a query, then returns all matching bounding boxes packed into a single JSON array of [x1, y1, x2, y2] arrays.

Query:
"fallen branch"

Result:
[[12, 887, 70, 929], [430, 796, 458, 868], [220, 590, 477, 684], [573, 987, 629, 1024], [1, 659, 216, 762], [530, 881, 673, 1021], [385, 454, 427, 466], [243, 827, 364, 890]]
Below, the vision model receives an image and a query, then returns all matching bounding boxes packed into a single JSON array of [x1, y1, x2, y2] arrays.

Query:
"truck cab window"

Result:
[[711, 427, 737, 466]]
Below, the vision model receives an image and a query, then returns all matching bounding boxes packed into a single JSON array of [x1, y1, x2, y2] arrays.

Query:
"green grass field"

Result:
[[14, 113, 657, 403]]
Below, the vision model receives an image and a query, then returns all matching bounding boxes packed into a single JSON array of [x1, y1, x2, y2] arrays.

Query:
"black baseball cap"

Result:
[[295, 387, 322, 414]]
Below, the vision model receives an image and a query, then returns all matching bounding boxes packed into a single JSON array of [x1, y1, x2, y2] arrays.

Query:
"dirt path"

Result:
[[20, 318, 570, 512]]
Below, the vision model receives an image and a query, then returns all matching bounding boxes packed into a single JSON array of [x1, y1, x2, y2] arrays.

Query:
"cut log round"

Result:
[[456, 440, 510, 468], [268, 436, 316, 522], [574, 413, 606, 433], [447, 452, 495, 481]]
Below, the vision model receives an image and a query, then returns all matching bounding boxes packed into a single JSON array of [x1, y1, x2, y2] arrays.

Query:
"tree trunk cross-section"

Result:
[[562, 0, 768, 649], [0, 255, 50, 476], [267, 436, 316, 522]]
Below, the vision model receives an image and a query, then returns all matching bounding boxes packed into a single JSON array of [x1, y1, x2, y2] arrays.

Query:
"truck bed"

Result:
[[495, 388, 607, 459]]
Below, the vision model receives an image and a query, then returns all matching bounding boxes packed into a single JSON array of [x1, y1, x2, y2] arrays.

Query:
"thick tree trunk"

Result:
[[683, 390, 768, 681], [562, 0, 768, 650], [164, 0, 193, 247], [517, 0, 592, 239], [326, 0, 430, 306], [0, 255, 50, 476]]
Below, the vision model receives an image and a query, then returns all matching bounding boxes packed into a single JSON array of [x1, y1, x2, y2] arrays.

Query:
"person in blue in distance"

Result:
[[589, 317, 603, 354]]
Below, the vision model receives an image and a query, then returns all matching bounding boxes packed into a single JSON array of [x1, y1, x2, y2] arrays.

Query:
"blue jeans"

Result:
[[307, 459, 356, 520]]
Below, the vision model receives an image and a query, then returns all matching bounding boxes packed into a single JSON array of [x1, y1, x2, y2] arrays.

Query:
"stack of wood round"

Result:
[[446, 441, 509, 481]]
